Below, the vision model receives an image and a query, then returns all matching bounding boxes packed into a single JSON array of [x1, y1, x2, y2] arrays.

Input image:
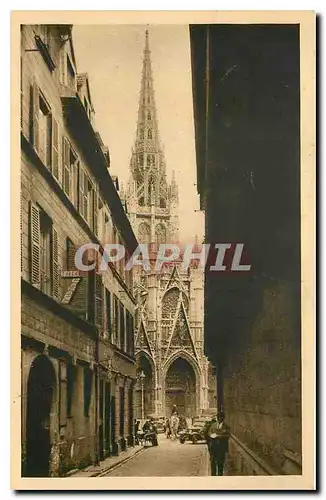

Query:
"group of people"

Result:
[[164, 406, 188, 439], [133, 407, 230, 476], [134, 417, 158, 446]]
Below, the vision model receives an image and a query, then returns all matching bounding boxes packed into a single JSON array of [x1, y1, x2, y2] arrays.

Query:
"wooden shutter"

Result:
[[51, 227, 59, 299], [95, 273, 103, 328], [31, 82, 39, 152], [67, 239, 77, 271], [78, 164, 85, 218], [62, 136, 70, 196], [59, 361, 67, 427], [93, 189, 98, 237], [29, 202, 40, 286], [51, 117, 60, 182], [20, 195, 23, 273]]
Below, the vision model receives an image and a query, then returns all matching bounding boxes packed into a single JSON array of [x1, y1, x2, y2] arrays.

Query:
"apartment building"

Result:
[[20, 24, 138, 477]]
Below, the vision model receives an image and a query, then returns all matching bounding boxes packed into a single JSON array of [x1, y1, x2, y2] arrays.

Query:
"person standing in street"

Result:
[[205, 412, 230, 476]]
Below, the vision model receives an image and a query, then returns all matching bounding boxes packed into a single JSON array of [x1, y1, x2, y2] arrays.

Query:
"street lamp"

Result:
[[139, 370, 146, 421]]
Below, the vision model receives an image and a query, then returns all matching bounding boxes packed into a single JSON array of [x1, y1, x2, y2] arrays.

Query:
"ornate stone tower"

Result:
[[126, 31, 216, 419]]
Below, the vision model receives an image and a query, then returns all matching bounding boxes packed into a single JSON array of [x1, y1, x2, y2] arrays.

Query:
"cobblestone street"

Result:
[[103, 435, 209, 477]]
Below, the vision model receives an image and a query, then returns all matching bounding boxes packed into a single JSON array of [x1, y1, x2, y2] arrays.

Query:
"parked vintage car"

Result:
[[179, 416, 211, 444]]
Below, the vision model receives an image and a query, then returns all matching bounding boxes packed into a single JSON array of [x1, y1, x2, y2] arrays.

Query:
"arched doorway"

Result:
[[135, 353, 155, 419], [165, 357, 197, 418], [25, 355, 56, 477]]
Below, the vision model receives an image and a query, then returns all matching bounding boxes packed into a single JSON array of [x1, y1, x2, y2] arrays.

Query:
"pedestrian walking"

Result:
[[205, 412, 230, 476]]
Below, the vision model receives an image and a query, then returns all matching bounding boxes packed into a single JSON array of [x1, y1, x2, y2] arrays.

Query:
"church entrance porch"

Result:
[[164, 357, 197, 418]]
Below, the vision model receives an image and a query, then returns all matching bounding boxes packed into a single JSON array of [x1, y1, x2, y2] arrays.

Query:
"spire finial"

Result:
[[145, 28, 149, 51]]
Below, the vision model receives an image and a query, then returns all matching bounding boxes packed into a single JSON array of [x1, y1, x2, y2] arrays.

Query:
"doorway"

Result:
[[25, 355, 56, 477]]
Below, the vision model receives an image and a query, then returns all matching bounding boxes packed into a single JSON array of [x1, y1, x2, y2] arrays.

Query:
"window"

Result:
[[113, 294, 119, 345], [140, 128, 144, 140], [39, 208, 52, 295], [38, 93, 52, 168], [155, 224, 166, 246], [35, 26, 55, 72], [84, 97, 88, 115], [160, 197, 166, 208], [62, 137, 78, 200], [148, 177, 155, 204], [120, 302, 125, 351], [67, 55, 76, 89], [138, 222, 150, 244], [138, 155, 144, 167], [29, 202, 59, 299], [39, 25, 50, 48], [104, 212, 110, 244], [79, 168, 92, 222], [66, 237, 76, 271], [148, 129, 152, 139], [139, 196, 144, 207], [95, 273, 104, 329], [83, 367, 93, 417], [105, 289, 112, 339], [147, 112, 151, 120], [147, 154, 155, 167]]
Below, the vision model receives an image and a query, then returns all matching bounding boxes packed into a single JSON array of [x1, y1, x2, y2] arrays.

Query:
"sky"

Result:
[[72, 24, 204, 243]]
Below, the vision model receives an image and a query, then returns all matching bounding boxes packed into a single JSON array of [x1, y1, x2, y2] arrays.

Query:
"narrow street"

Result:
[[103, 435, 209, 477]]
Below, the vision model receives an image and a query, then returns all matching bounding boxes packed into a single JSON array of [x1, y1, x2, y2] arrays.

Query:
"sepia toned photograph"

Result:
[[12, 10, 315, 490]]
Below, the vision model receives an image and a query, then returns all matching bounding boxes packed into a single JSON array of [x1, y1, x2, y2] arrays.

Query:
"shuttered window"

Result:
[[62, 136, 71, 197], [119, 302, 125, 351], [95, 273, 104, 329], [93, 189, 98, 237], [51, 117, 60, 182], [66, 238, 77, 271], [51, 227, 59, 299], [29, 202, 40, 287], [31, 82, 40, 153], [105, 288, 112, 340], [79, 167, 89, 221]]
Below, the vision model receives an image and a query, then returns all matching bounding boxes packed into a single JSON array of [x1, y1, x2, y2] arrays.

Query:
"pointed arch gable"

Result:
[[135, 318, 154, 358], [162, 349, 201, 381], [165, 299, 197, 359], [136, 349, 156, 373]]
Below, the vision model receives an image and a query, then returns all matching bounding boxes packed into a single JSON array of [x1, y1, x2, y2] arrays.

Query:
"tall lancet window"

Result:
[[148, 177, 155, 204], [139, 222, 150, 244], [147, 112, 151, 120], [155, 224, 166, 246], [148, 129, 152, 139]]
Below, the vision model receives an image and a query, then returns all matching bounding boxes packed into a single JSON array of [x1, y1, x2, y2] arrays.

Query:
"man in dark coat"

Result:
[[205, 412, 230, 476]]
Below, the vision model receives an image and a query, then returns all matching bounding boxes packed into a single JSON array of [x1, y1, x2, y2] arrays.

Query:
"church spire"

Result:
[[126, 29, 180, 244]]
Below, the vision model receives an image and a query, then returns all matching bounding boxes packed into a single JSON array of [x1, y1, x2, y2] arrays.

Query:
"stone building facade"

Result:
[[190, 24, 301, 474], [20, 24, 138, 477], [126, 31, 216, 419]]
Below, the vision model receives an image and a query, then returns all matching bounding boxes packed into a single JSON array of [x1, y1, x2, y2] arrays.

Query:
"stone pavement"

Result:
[[65, 443, 145, 478], [103, 434, 209, 477]]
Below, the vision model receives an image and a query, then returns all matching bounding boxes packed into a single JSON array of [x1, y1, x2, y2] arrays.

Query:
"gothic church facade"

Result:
[[126, 31, 216, 419]]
